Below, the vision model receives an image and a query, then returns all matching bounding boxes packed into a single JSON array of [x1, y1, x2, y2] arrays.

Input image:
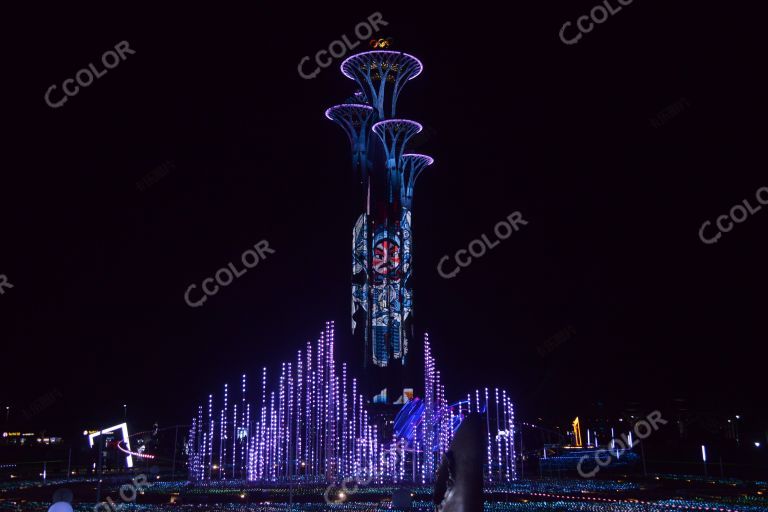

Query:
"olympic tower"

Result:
[[326, 48, 433, 402]]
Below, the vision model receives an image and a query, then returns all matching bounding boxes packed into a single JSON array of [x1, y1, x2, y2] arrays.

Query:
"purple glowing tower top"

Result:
[[325, 104, 375, 177], [341, 50, 423, 119]]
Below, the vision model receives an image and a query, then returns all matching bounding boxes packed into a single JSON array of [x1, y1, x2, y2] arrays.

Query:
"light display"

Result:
[[4, 475, 765, 511], [328, 49, 433, 371], [188, 323, 516, 485]]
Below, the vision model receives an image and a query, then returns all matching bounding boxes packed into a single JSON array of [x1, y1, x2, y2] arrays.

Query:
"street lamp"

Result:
[[5, 406, 9, 423], [123, 404, 127, 420], [701, 445, 707, 477]]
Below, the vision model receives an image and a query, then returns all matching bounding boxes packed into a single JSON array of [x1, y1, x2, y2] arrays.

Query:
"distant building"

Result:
[[1, 431, 62, 446]]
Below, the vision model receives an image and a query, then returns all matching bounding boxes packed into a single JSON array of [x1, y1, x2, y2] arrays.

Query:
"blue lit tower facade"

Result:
[[326, 50, 433, 388]]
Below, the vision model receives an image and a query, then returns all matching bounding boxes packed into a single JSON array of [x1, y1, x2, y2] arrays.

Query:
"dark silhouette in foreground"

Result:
[[433, 413, 485, 512]]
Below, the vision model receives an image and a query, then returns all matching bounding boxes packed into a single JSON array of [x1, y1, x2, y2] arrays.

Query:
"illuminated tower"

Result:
[[326, 49, 434, 387]]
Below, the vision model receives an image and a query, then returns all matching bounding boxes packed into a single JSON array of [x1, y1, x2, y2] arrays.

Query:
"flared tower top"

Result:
[[400, 153, 434, 169], [325, 103, 374, 123], [372, 119, 423, 171], [400, 153, 434, 208], [325, 104, 375, 174], [340, 51, 424, 120]]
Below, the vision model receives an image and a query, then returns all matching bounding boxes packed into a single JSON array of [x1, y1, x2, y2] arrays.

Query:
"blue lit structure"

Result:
[[340, 51, 423, 119], [328, 50, 433, 371], [324, 104, 374, 177], [400, 154, 434, 209]]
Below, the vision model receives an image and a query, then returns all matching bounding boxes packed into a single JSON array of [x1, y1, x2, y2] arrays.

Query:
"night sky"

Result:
[[2, 3, 766, 439]]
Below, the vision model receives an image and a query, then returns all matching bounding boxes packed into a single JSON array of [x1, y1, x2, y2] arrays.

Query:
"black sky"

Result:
[[2, 2, 766, 438]]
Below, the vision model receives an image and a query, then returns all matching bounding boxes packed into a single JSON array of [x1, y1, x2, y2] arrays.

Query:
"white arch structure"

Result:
[[88, 422, 133, 468]]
